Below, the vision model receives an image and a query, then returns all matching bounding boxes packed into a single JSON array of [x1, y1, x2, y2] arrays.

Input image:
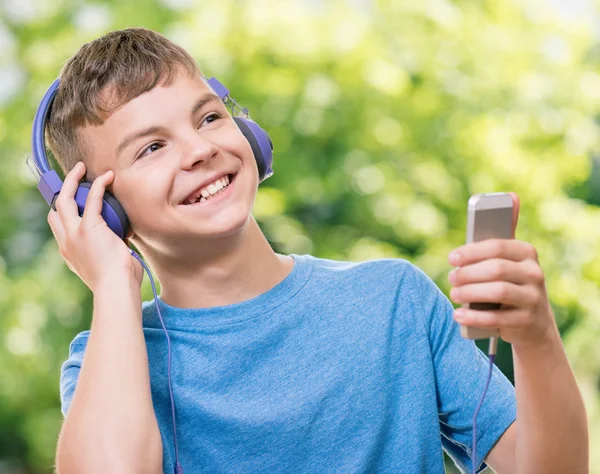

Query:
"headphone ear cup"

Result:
[[75, 183, 130, 240], [233, 117, 274, 183]]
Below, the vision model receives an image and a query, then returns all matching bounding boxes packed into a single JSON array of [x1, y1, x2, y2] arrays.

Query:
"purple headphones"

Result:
[[30, 77, 274, 239]]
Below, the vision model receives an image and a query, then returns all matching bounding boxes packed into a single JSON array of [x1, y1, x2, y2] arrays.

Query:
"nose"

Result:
[[179, 131, 219, 170]]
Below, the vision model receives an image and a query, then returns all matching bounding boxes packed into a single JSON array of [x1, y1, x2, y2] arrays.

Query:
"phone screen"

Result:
[[469, 205, 513, 311], [470, 207, 513, 242]]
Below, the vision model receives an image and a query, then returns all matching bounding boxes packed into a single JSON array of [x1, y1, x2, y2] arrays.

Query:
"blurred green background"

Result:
[[0, 0, 599, 472]]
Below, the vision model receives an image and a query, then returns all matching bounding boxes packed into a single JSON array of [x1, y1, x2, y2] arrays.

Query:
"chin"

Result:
[[169, 200, 254, 241], [135, 213, 252, 258], [194, 210, 252, 240]]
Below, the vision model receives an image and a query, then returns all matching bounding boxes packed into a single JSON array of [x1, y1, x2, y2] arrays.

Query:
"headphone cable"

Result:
[[130, 250, 183, 474], [471, 336, 497, 474]]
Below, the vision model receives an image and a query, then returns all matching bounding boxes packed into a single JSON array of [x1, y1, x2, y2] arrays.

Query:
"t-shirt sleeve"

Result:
[[409, 264, 516, 473], [59, 331, 90, 417]]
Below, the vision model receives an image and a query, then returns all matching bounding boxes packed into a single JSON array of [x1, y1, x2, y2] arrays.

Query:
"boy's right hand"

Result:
[[47, 161, 143, 292]]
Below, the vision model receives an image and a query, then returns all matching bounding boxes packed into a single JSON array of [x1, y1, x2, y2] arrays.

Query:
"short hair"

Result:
[[46, 28, 200, 174]]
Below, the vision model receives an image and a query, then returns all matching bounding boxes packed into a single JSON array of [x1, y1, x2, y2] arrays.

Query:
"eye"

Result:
[[199, 112, 222, 128], [138, 142, 164, 159]]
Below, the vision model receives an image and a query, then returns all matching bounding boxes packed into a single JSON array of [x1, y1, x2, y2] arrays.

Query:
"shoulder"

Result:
[[302, 253, 428, 292], [65, 330, 90, 354], [60, 331, 90, 376], [298, 254, 438, 313], [303, 254, 452, 329], [61, 330, 90, 369], [59, 330, 90, 416], [302, 253, 415, 277]]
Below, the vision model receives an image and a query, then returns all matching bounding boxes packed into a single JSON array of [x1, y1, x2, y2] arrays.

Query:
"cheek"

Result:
[[222, 124, 257, 167], [112, 172, 169, 224]]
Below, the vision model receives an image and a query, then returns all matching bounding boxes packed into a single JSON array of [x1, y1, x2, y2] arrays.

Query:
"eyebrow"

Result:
[[115, 93, 223, 160]]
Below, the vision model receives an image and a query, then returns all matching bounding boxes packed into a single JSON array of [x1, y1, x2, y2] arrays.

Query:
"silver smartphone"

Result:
[[460, 193, 514, 340]]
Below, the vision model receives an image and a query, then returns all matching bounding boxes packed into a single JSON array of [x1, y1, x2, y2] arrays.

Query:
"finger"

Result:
[[82, 170, 114, 223], [48, 211, 76, 273], [449, 258, 544, 287], [55, 162, 86, 232], [509, 192, 520, 239], [47, 210, 66, 244], [450, 281, 540, 308], [449, 239, 537, 266], [452, 307, 532, 329]]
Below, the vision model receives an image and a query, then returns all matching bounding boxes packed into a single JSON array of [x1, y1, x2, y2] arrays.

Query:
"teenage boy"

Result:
[[45, 28, 587, 473]]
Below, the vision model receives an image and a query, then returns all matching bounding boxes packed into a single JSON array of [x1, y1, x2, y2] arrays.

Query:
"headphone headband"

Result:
[[32, 79, 60, 175]]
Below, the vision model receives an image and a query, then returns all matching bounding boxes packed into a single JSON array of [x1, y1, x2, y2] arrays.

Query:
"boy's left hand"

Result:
[[447, 192, 557, 349]]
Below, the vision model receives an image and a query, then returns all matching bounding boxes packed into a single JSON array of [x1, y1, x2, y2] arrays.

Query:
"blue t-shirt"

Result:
[[60, 254, 515, 473]]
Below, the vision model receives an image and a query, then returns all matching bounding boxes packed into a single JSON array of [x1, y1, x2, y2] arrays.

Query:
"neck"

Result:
[[135, 216, 294, 309]]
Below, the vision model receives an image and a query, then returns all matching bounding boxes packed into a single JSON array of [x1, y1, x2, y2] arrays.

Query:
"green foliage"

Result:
[[0, 0, 599, 471]]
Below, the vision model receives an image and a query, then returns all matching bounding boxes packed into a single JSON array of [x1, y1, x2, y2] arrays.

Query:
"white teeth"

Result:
[[184, 174, 232, 205]]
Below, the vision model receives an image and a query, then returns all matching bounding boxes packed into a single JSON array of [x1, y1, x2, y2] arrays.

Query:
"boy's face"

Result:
[[80, 72, 259, 248]]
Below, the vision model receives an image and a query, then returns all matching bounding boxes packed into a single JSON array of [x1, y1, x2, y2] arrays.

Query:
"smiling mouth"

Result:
[[181, 173, 236, 205]]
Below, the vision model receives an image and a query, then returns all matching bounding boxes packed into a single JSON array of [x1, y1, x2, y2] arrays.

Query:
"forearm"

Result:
[[513, 324, 588, 473], [56, 277, 162, 474]]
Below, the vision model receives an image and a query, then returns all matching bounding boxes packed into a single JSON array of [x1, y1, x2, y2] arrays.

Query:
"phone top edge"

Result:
[[468, 193, 513, 210]]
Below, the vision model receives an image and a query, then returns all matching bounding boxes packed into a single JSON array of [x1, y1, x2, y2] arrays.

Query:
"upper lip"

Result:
[[179, 172, 234, 204]]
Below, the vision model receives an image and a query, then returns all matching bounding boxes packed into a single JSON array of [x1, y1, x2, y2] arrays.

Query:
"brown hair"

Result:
[[46, 28, 200, 174]]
